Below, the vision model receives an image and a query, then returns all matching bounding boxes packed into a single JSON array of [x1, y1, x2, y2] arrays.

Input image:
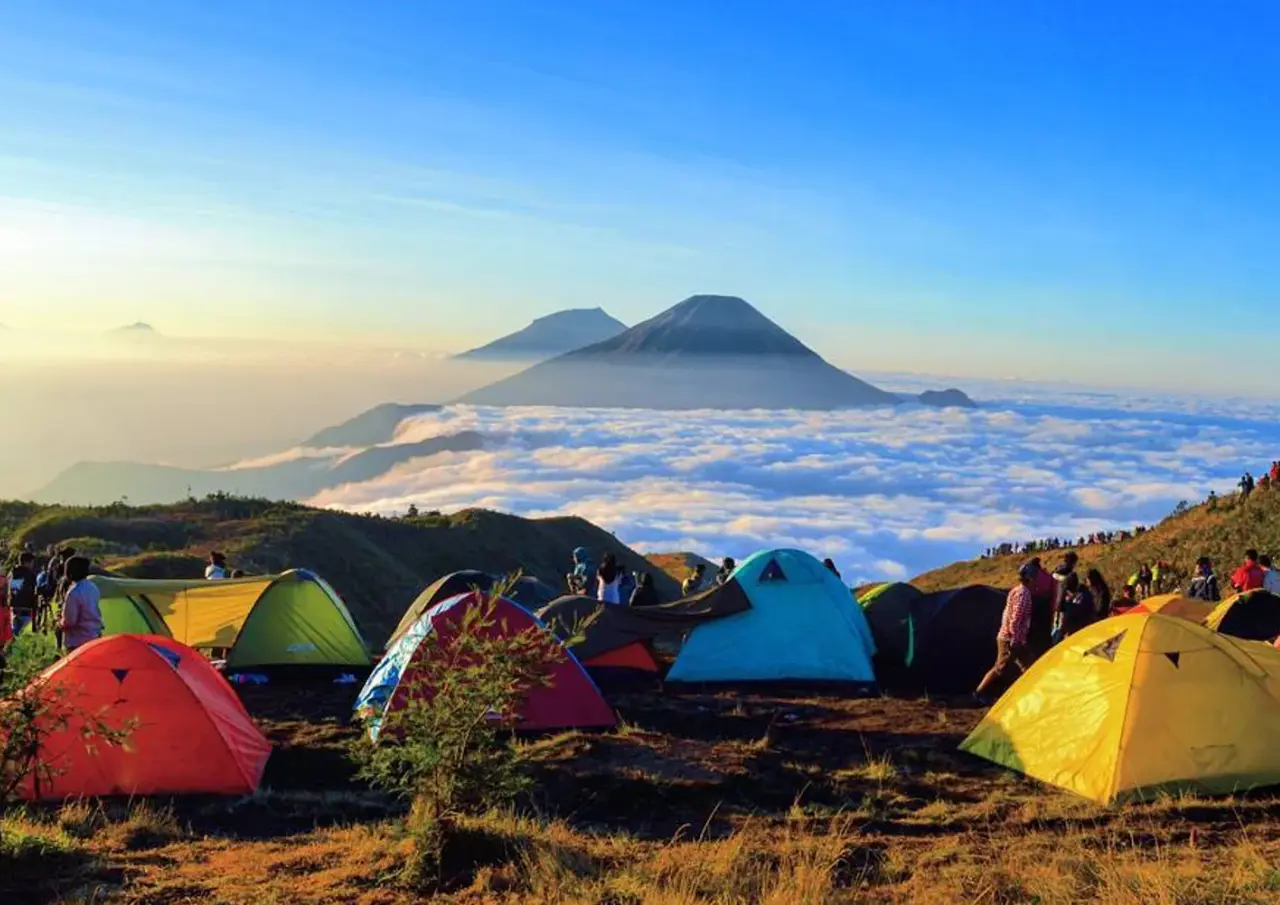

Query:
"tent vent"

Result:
[[111, 668, 130, 684], [1084, 631, 1125, 663], [1164, 652, 1181, 668], [147, 643, 182, 670], [759, 559, 787, 583]]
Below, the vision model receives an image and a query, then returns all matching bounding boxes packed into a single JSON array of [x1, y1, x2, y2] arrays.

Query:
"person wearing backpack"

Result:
[[7, 550, 39, 635]]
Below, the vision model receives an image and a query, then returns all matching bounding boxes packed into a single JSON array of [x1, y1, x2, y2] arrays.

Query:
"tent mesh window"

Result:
[[759, 559, 788, 583], [1084, 630, 1126, 663]]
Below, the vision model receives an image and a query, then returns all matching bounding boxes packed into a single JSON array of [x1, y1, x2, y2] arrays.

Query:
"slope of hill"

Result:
[[301, 403, 442, 448], [455, 308, 627, 361], [646, 551, 718, 583], [457, 294, 904, 410], [2, 498, 680, 646], [32, 431, 484, 505], [914, 491, 1277, 594]]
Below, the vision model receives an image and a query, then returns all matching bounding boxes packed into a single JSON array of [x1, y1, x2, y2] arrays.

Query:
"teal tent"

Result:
[[666, 549, 877, 683]]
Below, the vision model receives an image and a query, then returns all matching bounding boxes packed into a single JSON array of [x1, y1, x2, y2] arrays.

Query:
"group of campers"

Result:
[[976, 549, 1280, 701], [0, 549, 241, 661], [566, 549, 845, 608]]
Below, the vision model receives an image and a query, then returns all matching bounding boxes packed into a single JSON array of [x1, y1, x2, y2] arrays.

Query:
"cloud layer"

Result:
[[308, 392, 1280, 585]]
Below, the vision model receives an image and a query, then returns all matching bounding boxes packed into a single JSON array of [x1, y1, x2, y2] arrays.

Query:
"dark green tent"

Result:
[[863, 583, 1005, 693]]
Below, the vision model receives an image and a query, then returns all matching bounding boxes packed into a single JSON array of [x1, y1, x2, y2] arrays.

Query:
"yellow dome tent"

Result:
[[960, 613, 1280, 804], [91, 569, 371, 671], [1133, 593, 1214, 623]]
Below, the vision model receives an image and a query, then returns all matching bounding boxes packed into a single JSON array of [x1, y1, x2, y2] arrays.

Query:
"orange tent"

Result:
[[12, 635, 271, 800], [582, 641, 662, 674]]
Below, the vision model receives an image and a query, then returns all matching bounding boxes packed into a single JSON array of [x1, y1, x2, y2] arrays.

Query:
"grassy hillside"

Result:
[[1, 497, 680, 646], [646, 551, 718, 583], [915, 490, 1280, 594]]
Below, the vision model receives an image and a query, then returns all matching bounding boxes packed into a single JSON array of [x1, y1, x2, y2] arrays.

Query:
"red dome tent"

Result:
[[356, 591, 616, 736], [12, 635, 271, 800]]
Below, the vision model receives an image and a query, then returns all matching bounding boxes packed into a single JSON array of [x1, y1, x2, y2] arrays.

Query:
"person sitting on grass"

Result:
[[1186, 557, 1221, 602], [681, 564, 707, 597], [60, 556, 103, 654], [974, 563, 1036, 703]]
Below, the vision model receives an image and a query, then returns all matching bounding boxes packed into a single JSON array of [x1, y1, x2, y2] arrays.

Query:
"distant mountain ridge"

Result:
[[456, 308, 627, 362], [303, 403, 442, 448], [457, 294, 904, 410]]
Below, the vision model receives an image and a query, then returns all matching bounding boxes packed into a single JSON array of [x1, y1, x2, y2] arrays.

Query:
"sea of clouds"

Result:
[[307, 387, 1280, 585]]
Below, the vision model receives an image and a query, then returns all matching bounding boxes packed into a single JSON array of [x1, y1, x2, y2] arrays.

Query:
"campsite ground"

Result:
[[9, 683, 1280, 905]]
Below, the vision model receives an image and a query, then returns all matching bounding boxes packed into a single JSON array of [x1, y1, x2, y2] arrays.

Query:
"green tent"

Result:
[[92, 569, 371, 671]]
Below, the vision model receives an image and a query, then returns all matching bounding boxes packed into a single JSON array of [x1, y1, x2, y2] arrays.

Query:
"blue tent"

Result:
[[666, 549, 877, 683]]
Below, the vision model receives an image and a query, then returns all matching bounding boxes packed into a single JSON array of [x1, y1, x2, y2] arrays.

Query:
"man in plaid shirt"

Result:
[[975, 562, 1036, 700]]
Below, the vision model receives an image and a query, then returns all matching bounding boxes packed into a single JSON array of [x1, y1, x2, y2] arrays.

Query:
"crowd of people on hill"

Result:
[[980, 528, 1148, 560], [564, 549, 844, 607], [0, 547, 240, 668], [975, 546, 1280, 702]]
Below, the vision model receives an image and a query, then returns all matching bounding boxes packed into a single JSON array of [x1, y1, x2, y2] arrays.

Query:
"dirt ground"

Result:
[[11, 682, 1280, 904]]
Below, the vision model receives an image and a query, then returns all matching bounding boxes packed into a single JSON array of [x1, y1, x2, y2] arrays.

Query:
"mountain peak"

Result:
[[455, 307, 627, 362], [112, 322, 157, 335], [457, 293, 904, 410], [563, 294, 812, 359]]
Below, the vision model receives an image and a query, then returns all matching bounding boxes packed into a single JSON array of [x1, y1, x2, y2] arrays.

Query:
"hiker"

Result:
[[1186, 557, 1222, 602], [597, 553, 623, 604], [1240, 472, 1255, 500], [974, 563, 1036, 700], [617, 568, 637, 605], [823, 558, 841, 580], [1261, 555, 1280, 595], [60, 557, 103, 653], [1051, 552, 1078, 620], [1052, 573, 1097, 643], [1136, 563, 1153, 599], [630, 572, 659, 607], [1026, 558, 1056, 656], [1272, 461, 1280, 485], [7, 550, 39, 635], [205, 551, 230, 581], [681, 564, 707, 597], [1231, 549, 1266, 593], [1208, 490, 1219, 511], [1086, 569, 1111, 619], [566, 547, 594, 596], [715, 557, 736, 586]]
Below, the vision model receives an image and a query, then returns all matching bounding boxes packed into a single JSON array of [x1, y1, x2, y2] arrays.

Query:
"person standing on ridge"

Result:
[[715, 558, 736, 586], [596, 553, 622, 604], [567, 548, 594, 596], [60, 557, 103, 653], [1231, 549, 1266, 593], [630, 572, 659, 607], [205, 552, 230, 580], [681, 564, 707, 597], [1026, 558, 1056, 656], [1260, 555, 1280, 595], [1186, 557, 1222, 602], [1053, 573, 1096, 643], [7, 550, 39, 635], [975, 563, 1036, 701], [1136, 564, 1153, 600]]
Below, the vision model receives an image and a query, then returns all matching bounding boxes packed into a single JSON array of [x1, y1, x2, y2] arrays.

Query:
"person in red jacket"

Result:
[[1231, 549, 1266, 593]]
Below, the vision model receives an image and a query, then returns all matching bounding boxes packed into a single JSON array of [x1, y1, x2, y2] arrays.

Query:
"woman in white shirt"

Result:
[[597, 554, 622, 604]]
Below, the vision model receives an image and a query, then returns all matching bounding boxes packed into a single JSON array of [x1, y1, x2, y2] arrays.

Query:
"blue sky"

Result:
[[3, 1, 1279, 386]]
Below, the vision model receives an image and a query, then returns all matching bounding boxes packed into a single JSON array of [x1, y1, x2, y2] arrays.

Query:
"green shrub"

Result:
[[351, 582, 566, 889]]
